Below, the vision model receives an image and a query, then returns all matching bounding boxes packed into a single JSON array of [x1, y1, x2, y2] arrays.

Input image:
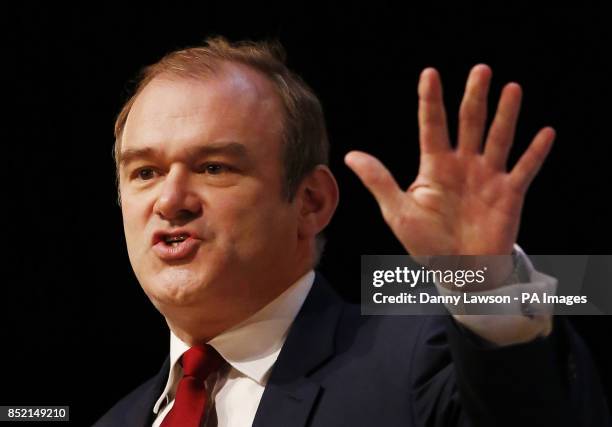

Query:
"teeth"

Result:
[[163, 234, 188, 244]]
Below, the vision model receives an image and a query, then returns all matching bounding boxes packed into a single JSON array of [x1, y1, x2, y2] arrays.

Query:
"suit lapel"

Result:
[[252, 273, 344, 427]]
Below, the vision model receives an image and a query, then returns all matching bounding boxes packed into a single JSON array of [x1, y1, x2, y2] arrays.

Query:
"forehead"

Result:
[[122, 63, 284, 156]]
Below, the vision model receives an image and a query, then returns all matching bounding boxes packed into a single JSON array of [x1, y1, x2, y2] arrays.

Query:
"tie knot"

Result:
[[181, 344, 223, 380]]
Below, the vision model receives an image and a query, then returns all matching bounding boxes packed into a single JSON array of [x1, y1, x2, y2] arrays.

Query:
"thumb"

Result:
[[344, 151, 402, 217]]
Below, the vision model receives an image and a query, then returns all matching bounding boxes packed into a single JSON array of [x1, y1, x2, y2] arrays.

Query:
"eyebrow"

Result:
[[119, 142, 249, 167]]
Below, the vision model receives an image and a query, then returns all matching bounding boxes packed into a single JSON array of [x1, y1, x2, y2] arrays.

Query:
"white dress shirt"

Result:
[[152, 270, 315, 427]]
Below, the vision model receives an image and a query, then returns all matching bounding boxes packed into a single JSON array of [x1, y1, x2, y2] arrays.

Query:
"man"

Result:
[[95, 37, 610, 426]]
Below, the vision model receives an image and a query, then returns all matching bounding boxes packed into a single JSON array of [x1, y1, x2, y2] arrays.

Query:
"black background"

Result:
[[4, 2, 612, 425]]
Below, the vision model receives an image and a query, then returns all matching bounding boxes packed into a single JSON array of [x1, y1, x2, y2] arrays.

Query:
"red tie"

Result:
[[161, 344, 223, 427]]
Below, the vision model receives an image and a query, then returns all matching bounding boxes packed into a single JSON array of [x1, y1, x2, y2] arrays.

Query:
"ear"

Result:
[[296, 165, 339, 239]]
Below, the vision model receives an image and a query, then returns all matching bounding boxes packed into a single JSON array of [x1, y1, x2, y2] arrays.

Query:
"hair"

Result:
[[113, 35, 330, 202], [113, 36, 330, 264]]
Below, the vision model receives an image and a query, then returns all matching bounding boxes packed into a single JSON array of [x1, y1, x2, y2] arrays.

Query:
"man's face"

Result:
[[119, 64, 302, 317]]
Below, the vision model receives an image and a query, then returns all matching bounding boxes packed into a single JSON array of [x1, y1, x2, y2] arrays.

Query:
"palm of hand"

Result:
[[403, 151, 522, 255]]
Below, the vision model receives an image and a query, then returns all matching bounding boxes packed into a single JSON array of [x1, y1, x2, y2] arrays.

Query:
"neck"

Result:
[[164, 264, 313, 345]]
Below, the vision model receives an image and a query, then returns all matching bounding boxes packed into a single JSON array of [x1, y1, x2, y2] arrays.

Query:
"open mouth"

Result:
[[152, 231, 200, 261], [163, 234, 189, 247]]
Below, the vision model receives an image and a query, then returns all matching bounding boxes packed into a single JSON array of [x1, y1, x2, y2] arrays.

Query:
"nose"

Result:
[[153, 166, 202, 223]]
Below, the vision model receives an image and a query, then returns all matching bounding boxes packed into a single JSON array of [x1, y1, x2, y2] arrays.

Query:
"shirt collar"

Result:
[[153, 270, 315, 414]]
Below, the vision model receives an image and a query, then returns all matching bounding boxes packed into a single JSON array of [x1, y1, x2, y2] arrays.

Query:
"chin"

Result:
[[142, 267, 212, 307]]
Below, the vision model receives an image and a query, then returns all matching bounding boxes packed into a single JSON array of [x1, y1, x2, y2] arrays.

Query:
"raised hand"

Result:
[[345, 65, 554, 257]]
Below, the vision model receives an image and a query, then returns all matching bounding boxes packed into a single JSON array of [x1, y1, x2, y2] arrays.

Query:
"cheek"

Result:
[[120, 199, 151, 258], [211, 192, 296, 255]]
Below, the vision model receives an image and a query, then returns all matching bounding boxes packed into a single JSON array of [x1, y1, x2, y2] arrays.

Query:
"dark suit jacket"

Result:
[[94, 273, 610, 426]]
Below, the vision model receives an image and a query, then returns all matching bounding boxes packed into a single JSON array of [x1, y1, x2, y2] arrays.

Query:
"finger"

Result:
[[344, 151, 402, 216], [483, 83, 523, 170], [418, 68, 451, 154], [509, 127, 555, 192], [457, 64, 492, 154]]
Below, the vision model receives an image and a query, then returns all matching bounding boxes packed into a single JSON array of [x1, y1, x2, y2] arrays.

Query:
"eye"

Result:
[[200, 163, 231, 175], [135, 167, 157, 180]]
